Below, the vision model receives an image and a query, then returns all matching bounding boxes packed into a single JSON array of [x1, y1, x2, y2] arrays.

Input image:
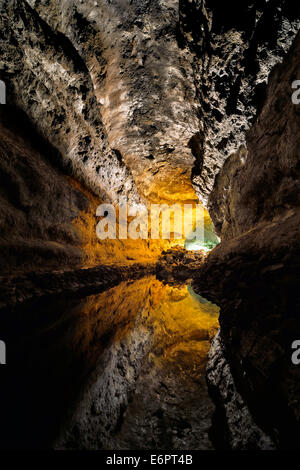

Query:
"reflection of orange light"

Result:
[[69, 276, 219, 375], [148, 281, 219, 371]]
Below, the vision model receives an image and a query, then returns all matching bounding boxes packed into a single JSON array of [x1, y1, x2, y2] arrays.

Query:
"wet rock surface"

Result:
[[0, 262, 156, 310], [0, 106, 168, 273], [194, 32, 300, 449], [156, 246, 206, 284], [0, 0, 299, 452]]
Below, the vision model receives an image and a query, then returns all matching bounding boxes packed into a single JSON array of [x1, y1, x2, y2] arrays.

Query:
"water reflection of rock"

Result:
[[56, 276, 219, 450], [0, 276, 219, 449]]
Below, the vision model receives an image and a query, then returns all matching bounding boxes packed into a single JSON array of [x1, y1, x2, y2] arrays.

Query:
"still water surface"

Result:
[[0, 276, 219, 449]]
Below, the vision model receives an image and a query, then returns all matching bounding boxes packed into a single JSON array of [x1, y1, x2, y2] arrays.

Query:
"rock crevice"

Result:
[[194, 31, 300, 449]]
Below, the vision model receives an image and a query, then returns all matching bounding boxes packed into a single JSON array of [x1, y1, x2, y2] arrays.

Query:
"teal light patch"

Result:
[[184, 225, 220, 252], [187, 284, 220, 315]]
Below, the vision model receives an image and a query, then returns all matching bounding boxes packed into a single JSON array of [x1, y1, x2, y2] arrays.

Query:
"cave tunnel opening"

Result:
[[184, 210, 220, 252]]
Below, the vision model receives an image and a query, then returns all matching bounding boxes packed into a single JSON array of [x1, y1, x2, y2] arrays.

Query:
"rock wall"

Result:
[[0, 106, 88, 273], [178, 0, 300, 203], [1, 0, 298, 206], [0, 0, 199, 205], [0, 106, 164, 274], [1, 0, 300, 450], [209, 28, 300, 240], [0, 0, 139, 204], [194, 32, 300, 449]]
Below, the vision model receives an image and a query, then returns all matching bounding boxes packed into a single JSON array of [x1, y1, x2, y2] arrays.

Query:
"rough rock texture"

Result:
[[156, 246, 206, 284], [194, 32, 300, 449], [181, 0, 300, 203], [0, 0, 199, 204], [0, 0, 139, 204], [0, 106, 172, 274], [209, 30, 300, 240], [1, 1, 299, 206], [0, 106, 90, 272], [1, 0, 300, 452]]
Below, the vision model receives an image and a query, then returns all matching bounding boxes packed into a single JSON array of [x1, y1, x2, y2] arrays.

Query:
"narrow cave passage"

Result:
[[184, 211, 220, 252], [2, 0, 298, 452]]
